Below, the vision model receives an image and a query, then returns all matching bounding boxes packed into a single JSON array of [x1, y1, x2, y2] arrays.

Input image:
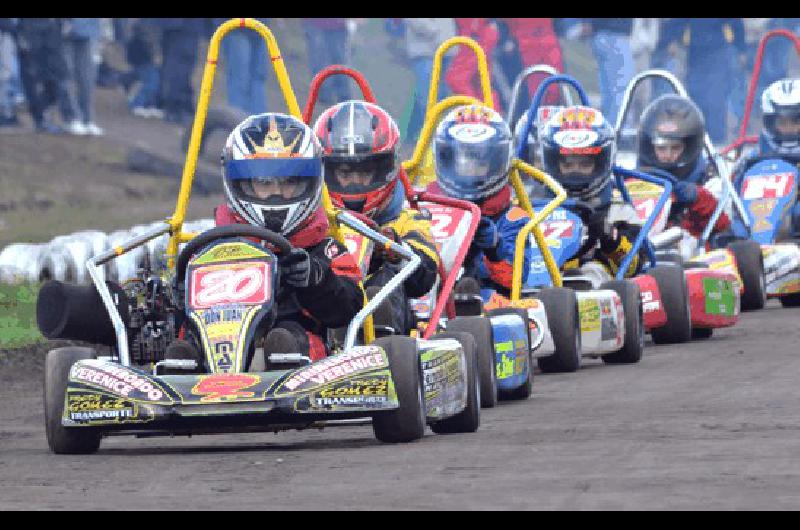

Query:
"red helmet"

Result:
[[313, 101, 401, 217]]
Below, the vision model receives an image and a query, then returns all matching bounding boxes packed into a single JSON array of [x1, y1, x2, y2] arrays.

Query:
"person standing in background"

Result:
[[445, 18, 502, 111], [502, 18, 564, 112], [302, 18, 350, 105], [401, 18, 455, 151], [215, 17, 269, 116], [153, 18, 204, 124], [62, 18, 103, 136], [660, 18, 746, 145], [14, 18, 76, 134], [0, 18, 22, 127], [123, 19, 162, 118], [582, 18, 634, 124]]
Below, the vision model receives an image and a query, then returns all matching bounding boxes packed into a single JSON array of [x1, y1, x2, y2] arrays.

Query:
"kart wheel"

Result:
[[485, 308, 533, 400], [445, 316, 498, 408], [728, 240, 766, 311], [536, 287, 581, 373], [371, 336, 426, 443], [780, 292, 800, 307], [44, 347, 102, 454], [648, 265, 692, 345], [692, 327, 713, 339], [600, 280, 644, 364], [429, 331, 480, 434]]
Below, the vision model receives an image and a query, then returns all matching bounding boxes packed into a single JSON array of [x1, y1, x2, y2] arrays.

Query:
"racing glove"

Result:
[[672, 181, 698, 206], [279, 248, 325, 289], [474, 216, 500, 251], [374, 226, 404, 264]]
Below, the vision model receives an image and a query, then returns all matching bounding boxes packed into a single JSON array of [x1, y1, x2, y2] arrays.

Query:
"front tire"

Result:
[[600, 280, 644, 364], [648, 265, 693, 344], [536, 287, 581, 373], [728, 240, 766, 311], [45, 347, 102, 454], [486, 307, 533, 400], [372, 336, 426, 443]]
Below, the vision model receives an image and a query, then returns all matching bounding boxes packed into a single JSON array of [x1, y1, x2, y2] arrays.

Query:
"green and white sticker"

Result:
[[703, 278, 736, 316]]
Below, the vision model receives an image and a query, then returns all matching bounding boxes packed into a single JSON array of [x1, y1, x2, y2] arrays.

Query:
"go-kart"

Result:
[[302, 63, 504, 407], [720, 29, 800, 307], [614, 69, 765, 320], [506, 63, 577, 136], [38, 19, 482, 455]]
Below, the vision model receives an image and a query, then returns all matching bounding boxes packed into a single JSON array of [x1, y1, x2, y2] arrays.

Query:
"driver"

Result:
[[314, 101, 440, 335], [428, 104, 535, 297], [636, 94, 731, 240], [731, 78, 800, 234], [539, 105, 647, 280], [215, 113, 363, 364]]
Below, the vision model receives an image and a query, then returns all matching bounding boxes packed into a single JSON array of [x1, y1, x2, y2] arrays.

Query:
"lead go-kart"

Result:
[[721, 29, 800, 307], [37, 19, 482, 455]]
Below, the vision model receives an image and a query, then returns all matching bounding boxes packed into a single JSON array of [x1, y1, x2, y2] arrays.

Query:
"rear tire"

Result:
[[445, 316, 498, 408], [535, 287, 581, 373], [648, 265, 693, 344], [728, 240, 766, 311], [44, 347, 102, 454], [429, 331, 480, 434], [780, 292, 800, 307], [372, 336, 426, 443], [600, 280, 644, 364], [692, 327, 713, 339]]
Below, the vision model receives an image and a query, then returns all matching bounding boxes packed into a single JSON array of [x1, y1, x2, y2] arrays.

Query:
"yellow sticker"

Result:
[[579, 298, 601, 333]]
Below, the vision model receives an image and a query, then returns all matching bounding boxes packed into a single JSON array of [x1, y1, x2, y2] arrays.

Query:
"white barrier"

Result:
[[0, 219, 215, 285]]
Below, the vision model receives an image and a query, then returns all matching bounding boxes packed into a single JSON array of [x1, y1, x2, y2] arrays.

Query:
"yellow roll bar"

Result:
[[509, 160, 566, 300], [163, 18, 373, 344]]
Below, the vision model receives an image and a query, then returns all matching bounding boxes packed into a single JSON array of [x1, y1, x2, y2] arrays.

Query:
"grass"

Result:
[[0, 282, 44, 349]]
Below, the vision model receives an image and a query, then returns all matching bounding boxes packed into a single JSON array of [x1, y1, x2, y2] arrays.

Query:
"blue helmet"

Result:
[[433, 104, 513, 201], [540, 105, 615, 201]]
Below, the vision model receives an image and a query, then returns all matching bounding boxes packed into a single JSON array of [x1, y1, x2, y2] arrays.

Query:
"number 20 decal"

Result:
[[190, 263, 269, 309]]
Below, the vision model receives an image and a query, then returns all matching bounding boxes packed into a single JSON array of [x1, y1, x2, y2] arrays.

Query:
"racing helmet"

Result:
[[221, 113, 322, 236], [761, 78, 800, 157], [313, 100, 401, 217], [514, 105, 565, 167], [637, 94, 705, 180], [540, 105, 615, 201], [433, 104, 513, 201]]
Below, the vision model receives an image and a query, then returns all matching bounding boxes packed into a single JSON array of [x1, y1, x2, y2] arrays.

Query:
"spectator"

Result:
[[0, 18, 22, 127], [651, 18, 686, 100], [401, 18, 456, 150], [214, 17, 269, 116], [660, 19, 746, 145], [445, 18, 502, 111], [584, 18, 635, 124], [626, 18, 660, 123], [123, 20, 162, 118], [302, 18, 350, 105], [501, 18, 565, 122], [14, 18, 77, 134], [152, 18, 205, 124], [62, 18, 103, 136]]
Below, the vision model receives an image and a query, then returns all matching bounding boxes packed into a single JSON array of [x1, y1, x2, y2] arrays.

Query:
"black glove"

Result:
[[279, 248, 325, 289], [474, 216, 500, 250]]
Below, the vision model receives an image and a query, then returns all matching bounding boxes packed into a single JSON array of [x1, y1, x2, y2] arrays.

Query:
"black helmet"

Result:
[[637, 95, 705, 180]]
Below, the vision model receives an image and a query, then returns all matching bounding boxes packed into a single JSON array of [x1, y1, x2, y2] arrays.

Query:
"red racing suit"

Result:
[[501, 18, 564, 105], [214, 203, 363, 361], [445, 18, 502, 111]]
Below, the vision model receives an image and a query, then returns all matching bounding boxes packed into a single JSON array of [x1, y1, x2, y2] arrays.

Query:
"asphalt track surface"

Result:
[[2, 300, 799, 510]]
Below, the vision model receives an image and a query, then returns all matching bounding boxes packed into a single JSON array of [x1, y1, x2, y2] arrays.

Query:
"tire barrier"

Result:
[[0, 219, 215, 285]]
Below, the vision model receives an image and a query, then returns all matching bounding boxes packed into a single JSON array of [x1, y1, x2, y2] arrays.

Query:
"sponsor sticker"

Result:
[[579, 298, 600, 333], [70, 363, 165, 401], [702, 278, 736, 316], [280, 347, 387, 393], [191, 373, 261, 402], [447, 123, 496, 143], [191, 242, 268, 265]]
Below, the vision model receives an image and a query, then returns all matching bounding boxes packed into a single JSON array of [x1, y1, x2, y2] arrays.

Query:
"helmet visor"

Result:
[[323, 152, 396, 195], [225, 158, 321, 205], [435, 139, 511, 189]]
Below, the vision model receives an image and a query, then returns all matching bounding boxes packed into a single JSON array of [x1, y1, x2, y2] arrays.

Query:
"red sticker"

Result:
[[742, 173, 794, 200]]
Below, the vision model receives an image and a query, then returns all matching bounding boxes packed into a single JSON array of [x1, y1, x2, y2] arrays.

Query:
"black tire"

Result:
[[44, 347, 102, 454], [429, 331, 481, 434], [728, 240, 766, 311], [535, 287, 581, 373], [445, 316, 498, 408], [692, 327, 713, 339], [600, 280, 644, 364], [648, 265, 693, 345], [485, 308, 533, 400], [780, 292, 800, 307], [372, 336, 426, 443]]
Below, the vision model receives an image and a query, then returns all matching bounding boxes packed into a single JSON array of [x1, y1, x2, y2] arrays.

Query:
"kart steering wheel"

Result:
[[175, 224, 293, 290]]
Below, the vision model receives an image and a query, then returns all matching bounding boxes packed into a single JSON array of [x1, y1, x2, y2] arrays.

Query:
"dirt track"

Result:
[[2, 301, 800, 510]]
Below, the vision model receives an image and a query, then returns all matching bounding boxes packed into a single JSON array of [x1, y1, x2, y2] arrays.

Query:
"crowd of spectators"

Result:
[[0, 18, 797, 147]]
